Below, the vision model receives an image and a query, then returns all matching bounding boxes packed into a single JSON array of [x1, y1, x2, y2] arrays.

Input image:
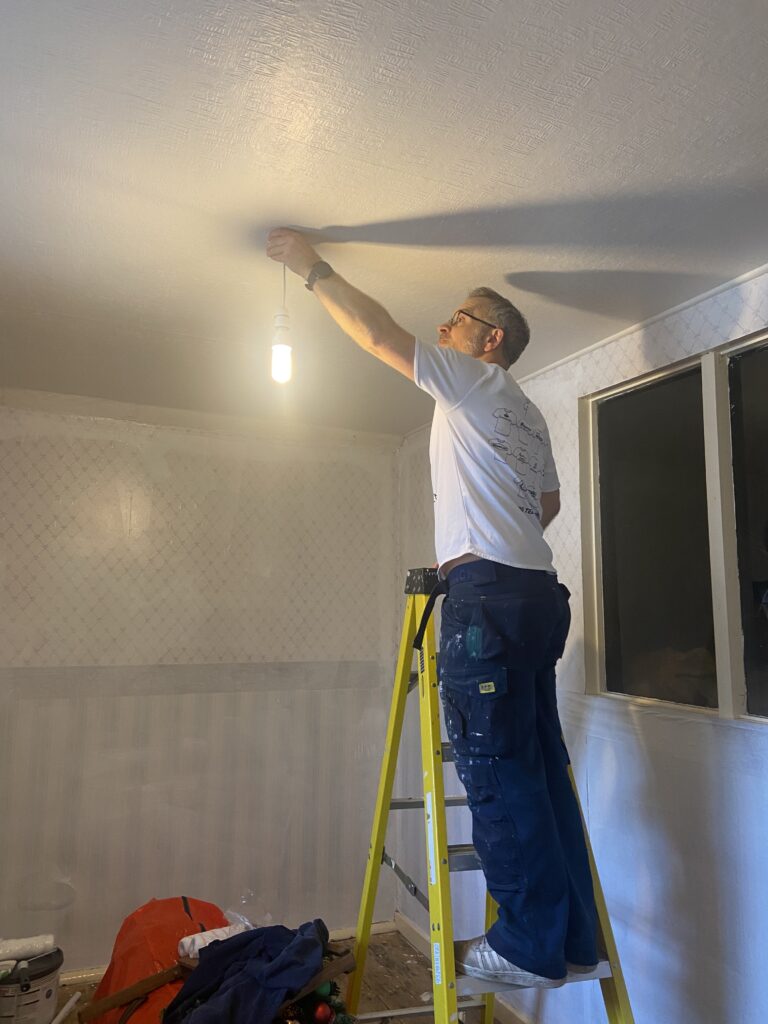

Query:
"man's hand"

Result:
[[266, 228, 320, 280], [265, 225, 416, 380], [540, 489, 561, 529]]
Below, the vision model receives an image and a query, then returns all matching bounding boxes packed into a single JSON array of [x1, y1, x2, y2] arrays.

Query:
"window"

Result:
[[582, 333, 768, 720], [729, 344, 768, 716], [597, 369, 717, 708]]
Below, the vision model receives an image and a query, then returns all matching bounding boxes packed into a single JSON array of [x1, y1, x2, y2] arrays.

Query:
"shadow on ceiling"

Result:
[[246, 179, 768, 318], [503, 268, 726, 319], [291, 180, 768, 252]]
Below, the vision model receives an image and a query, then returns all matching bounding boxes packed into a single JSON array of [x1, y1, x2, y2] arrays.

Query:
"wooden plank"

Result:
[[277, 951, 356, 1011], [78, 965, 186, 1022]]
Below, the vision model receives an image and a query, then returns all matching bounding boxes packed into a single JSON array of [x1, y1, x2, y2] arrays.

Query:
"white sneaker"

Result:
[[454, 936, 566, 988]]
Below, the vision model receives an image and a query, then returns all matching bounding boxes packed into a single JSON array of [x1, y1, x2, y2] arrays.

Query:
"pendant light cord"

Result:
[[282, 264, 286, 308]]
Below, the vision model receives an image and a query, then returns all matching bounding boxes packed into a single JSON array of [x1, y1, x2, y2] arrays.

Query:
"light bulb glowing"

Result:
[[271, 307, 292, 383], [271, 343, 292, 383]]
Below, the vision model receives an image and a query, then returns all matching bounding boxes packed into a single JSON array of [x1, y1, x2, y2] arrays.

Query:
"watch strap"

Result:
[[305, 261, 333, 291]]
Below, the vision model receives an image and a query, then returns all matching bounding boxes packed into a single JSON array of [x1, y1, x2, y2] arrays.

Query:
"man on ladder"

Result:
[[267, 228, 599, 988]]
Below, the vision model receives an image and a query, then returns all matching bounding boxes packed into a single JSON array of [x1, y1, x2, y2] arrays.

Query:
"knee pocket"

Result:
[[455, 757, 526, 893]]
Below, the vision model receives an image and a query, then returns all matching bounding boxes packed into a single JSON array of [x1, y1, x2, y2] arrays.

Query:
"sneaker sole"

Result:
[[457, 962, 566, 989]]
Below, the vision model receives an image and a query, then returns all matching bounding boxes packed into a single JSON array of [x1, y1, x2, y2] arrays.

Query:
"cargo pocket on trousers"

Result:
[[440, 663, 515, 757], [454, 755, 526, 894]]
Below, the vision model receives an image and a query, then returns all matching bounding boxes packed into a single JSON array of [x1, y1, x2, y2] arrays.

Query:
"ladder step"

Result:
[[455, 959, 613, 995], [355, 963, 614, 1022], [355, 961, 617, 1021], [448, 843, 482, 872], [390, 795, 468, 810], [356, 999, 486, 1021], [565, 959, 614, 983]]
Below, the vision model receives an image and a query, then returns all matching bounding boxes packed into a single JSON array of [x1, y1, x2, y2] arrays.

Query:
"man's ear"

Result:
[[485, 328, 505, 353]]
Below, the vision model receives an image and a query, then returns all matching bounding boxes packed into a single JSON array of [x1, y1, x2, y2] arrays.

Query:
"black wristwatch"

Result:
[[305, 260, 334, 291]]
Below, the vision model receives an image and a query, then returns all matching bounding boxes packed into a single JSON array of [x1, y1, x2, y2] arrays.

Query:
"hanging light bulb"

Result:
[[271, 264, 293, 383], [271, 308, 292, 383]]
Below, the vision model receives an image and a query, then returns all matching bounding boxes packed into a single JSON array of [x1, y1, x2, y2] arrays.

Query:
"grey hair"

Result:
[[469, 287, 530, 367]]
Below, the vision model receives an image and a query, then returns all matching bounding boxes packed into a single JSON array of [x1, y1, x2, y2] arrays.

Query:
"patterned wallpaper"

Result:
[[0, 409, 396, 666]]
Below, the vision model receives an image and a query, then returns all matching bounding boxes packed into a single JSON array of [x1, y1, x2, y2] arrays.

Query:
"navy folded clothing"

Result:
[[164, 918, 329, 1024]]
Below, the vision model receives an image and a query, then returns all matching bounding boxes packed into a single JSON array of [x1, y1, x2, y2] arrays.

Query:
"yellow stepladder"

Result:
[[347, 568, 634, 1023]]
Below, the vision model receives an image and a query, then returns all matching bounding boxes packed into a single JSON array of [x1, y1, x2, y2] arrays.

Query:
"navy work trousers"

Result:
[[439, 559, 597, 980]]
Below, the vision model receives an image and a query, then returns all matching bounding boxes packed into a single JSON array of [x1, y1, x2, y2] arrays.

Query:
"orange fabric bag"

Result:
[[91, 897, 228, 1024]]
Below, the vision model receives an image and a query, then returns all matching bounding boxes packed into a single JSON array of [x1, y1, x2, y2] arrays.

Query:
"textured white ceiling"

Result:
[[1, 0, 766, 435]]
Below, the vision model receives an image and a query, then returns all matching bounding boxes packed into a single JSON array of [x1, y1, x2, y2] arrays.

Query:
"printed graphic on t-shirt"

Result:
[[488, 403, 545, 516]]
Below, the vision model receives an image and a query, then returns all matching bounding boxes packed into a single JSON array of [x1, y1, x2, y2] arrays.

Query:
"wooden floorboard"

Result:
[[354, 930, 486, 1023]]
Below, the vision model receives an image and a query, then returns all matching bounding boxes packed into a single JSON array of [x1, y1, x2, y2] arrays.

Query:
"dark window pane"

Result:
[[597, 369, 717, 707], [729, 344, 768, 716]]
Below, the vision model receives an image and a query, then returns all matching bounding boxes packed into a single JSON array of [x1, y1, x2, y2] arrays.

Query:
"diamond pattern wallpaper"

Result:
[[0, 412, 394, 666]]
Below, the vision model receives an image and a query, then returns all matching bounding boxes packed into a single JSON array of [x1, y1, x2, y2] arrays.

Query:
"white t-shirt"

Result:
[[413, 339, 559, 574]]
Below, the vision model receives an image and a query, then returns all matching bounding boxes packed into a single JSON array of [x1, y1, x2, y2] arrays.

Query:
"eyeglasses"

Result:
[[448, 309, 501, 331]]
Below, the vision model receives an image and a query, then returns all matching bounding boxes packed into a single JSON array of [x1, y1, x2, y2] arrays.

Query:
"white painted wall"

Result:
[[0, 396, 399, 968], [393, 267, 768, 1023]]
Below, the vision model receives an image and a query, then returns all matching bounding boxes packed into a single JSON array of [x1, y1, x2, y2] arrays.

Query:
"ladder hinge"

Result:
[[381, 848, 429, 911]]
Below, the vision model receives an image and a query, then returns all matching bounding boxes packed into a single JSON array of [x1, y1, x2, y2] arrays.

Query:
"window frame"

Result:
[[580, 327, 768, 722]]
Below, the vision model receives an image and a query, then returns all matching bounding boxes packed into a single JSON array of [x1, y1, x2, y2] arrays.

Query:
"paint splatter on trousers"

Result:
[[439, 559, 598, 979]]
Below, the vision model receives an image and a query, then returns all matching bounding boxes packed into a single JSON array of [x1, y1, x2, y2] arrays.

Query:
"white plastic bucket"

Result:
[[0, 950, 63, 1024]]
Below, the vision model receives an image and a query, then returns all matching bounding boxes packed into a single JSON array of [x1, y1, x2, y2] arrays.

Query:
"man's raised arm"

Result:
[[267, 228, 415, 380]]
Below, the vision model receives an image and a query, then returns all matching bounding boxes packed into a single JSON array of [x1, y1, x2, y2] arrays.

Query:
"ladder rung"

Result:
[[448, 843, 482, 872], [355, 998, 486, 1021], [390, 795, 468, 810]]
